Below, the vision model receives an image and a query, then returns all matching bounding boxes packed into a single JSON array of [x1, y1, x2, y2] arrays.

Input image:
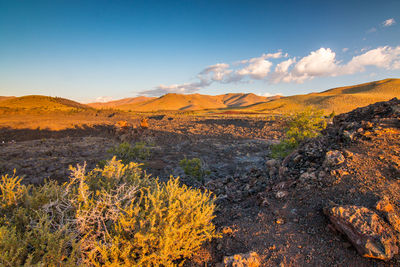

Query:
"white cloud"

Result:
[[367, 27, 377, 33], [234, 52, 282, 80], [236, 57, 273, 79], [270, 58, 296, 83], [262, 92, 283, 97], [270, 46, 400, 83], [140, 46, 400, 96], [95, 96, 113, 103], [200, 63, 232, 81], [239, 51, 284, 64], [275, 48, 339, 83], [392, 60, 400, 70], [340, 46, 400, 74], [383, 18, 396, 27], [342, 48, 349, 52], [140, 51, 284, 96], [139, 79, 211, 96]]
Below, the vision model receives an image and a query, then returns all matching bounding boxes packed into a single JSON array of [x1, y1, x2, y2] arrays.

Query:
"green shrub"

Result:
[[107, 141, 151, 163], [271, 107, 327, 158], [0, 157, 219, 266], [179, 157, 210, 182]]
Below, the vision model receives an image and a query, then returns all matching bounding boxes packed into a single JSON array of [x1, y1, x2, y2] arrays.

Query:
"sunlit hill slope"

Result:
[[244, 78, 400, 114], [88, 93, 275, 111], [0, 95, 90, 112]]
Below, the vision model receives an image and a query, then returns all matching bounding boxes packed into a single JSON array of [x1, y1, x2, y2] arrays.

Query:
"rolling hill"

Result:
[[89, 93, 275, 111], [88, 96, 156, 109], [0, 96, 15, 102], [3, 78, 398, 114], [0, 95, 90, 111], [244, 78, 400, 114]]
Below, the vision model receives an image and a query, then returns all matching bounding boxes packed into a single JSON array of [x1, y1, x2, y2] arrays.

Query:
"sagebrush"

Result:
[[0, 157, 219, 266]]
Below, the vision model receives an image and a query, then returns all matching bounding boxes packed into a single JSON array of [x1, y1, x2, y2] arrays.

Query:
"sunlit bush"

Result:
[[271, 107, 327, 158], [0, 157, 219, 266]]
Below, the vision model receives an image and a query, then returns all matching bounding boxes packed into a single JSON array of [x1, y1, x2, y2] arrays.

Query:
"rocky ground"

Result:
[[0, 100, 399, 266]]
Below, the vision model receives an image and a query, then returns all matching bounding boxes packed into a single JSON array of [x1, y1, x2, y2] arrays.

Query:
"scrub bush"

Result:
[[179, 157, 210, 182], [107, 141, 151, 163], [0, 157, 219, 266], [271, 107, 327, 158]]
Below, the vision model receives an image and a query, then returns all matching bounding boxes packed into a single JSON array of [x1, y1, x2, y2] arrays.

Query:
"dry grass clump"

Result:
[[0, 157, 219, 266]]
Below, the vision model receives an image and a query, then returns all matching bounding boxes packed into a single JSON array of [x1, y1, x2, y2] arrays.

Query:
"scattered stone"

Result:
[[275, 190, 289, 199], [293, 154, 302, 163], [324, 150, 345, 167], [223, 252, 261, 267], [140, 118, 149, 129], [342, 130, 355, 141], [342, 149, 354, 158], [272, 181, 288, 191], [299, 172, 317, 182], [324, 205, 398, 260], [265, 159, 279, 168], [376, 197, 400, 234]]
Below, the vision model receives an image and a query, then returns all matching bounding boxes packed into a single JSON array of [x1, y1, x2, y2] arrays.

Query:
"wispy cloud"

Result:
[[95, 96, 114, 102], [383, 18, 396, 27], [364, 18, 396, 36], [139, 79, 211, 96], [138, 52, 286, 96], [139, 46, 400, 96], [262, 92, 283, 97]]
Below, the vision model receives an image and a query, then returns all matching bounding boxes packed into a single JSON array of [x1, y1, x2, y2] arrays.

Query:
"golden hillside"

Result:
[[0, 95, 89, 111], [245, 78, 400, 114], [88, 96, 156, 109], [92, 93, 274, 111], [0, 96, 15, 102]]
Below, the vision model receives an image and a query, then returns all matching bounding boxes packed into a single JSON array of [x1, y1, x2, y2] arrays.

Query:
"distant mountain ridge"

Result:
[[88, 93, 278, 111], [3, 78, 399, 113]]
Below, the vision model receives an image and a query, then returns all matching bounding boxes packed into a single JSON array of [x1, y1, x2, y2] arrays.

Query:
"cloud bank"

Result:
[[139, 45, 400, 96]]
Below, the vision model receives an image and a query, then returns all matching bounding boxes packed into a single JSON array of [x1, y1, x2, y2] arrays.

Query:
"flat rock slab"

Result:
[[324, 205, 398, 261]]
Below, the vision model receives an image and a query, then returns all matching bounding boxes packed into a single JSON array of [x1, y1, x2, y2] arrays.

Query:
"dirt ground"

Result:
[[1, 102, 399, 266]]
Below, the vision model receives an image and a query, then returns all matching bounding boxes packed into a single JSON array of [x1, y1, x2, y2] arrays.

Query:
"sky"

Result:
[[0, 0, 399, 103]]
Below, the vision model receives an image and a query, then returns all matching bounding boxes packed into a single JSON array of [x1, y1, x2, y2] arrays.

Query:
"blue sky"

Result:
[[0, 0, 399, 102]]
